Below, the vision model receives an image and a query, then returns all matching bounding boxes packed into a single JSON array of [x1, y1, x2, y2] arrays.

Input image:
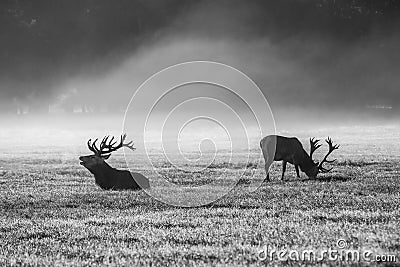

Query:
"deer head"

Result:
[[307, 137, 340, 178], [79, 134, 135, 171]]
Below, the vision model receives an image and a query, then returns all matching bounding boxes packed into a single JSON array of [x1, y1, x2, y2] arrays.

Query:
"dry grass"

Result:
[[0, 139, 399, 266]]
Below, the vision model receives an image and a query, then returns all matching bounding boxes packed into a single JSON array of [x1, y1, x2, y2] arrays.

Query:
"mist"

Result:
[[1, 0, 400, 151]]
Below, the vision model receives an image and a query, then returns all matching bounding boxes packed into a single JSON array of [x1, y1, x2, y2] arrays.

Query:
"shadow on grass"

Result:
[[205, 202, 263, 209], [302, 174, 352, 182], [337, 160, 379, 167], [263, 175, 352, 183]]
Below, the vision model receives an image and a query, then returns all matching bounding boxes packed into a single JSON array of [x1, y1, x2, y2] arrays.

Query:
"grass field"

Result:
[[0, 127, 399, 266]]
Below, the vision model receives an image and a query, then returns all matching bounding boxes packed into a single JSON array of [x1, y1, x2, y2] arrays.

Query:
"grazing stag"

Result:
[[79, 134, 150, 190], [260, 135, 339, 181]]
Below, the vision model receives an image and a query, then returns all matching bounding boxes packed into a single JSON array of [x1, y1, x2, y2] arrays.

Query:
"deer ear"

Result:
[[102, 154, 111, 160]]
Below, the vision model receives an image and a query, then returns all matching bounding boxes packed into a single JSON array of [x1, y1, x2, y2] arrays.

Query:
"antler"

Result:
[[87, 134, 136, 155], [87, 138, 100, 155], [318, 137, 340, 173], [309, 137, 322, 160]]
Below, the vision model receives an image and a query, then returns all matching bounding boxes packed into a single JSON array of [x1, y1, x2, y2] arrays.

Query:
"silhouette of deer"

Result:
[[260, 135, 339, 181], [79, 134, 150, 190]]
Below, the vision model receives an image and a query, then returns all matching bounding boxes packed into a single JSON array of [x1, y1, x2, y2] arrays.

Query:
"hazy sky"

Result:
[[1, 0, 399, 119]]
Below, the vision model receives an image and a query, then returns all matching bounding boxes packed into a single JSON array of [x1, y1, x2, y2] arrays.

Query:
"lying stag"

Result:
[[260, 135, 339, 181], [79, 134, 150, 190]]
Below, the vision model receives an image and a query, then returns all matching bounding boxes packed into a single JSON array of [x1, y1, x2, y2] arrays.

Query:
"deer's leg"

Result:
[[265, 162, 271, 182], [262, 151, 274, 182], [295, 165, 300, 178], [281, 161, 287, 181]]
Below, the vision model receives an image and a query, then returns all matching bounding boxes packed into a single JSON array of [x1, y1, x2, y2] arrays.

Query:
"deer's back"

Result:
[[261, 135, 304, 162], [94, 168, 149, 190], [130, 172, 150, 189], [112, 170, 149, 190]]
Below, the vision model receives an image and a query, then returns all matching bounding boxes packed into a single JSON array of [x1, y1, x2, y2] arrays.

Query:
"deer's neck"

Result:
[[299, 149, 316, 172]]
